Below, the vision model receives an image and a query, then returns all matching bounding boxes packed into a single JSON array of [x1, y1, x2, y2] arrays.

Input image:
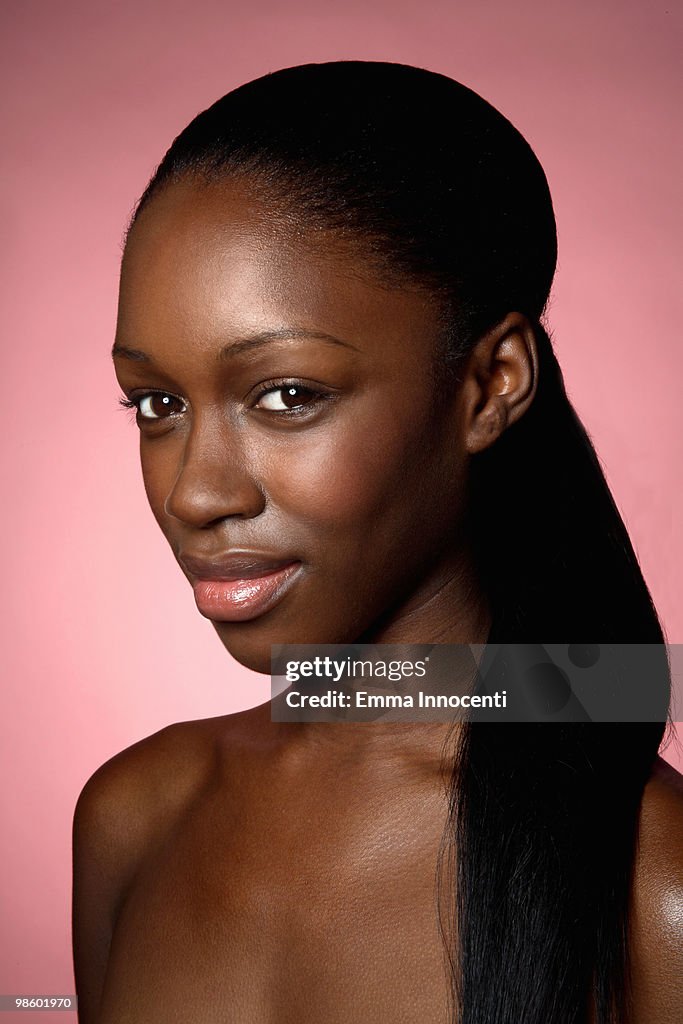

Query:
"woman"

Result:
[[72, 61, 683, 1022]]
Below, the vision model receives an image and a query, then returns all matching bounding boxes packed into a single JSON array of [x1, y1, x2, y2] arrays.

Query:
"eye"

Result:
[[119, 392, 186, 420], [254, 384, 320, 413]]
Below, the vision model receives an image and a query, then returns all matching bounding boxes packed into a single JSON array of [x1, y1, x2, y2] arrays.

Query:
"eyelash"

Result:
[[117, 381, 332, 421], [252, 379, 331, 416]]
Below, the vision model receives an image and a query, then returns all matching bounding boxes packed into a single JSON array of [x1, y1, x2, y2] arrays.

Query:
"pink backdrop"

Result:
[[2, 0, 681, 1016]]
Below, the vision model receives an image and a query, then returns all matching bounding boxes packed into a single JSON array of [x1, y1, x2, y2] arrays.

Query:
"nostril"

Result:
[[163, 474, 266, 527]]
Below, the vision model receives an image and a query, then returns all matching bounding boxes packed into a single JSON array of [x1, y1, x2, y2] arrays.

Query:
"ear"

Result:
[[460, 313, 539, 455]]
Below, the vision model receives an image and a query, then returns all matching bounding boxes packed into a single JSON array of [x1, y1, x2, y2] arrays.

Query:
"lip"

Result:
[[178, 550, 303, 623]]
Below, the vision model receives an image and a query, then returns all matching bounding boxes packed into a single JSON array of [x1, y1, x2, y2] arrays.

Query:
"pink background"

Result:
[[2, 0, 681, 1016]]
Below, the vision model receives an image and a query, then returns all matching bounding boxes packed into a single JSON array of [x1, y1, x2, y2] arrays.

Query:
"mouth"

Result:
[[178, 551, 303, 623]]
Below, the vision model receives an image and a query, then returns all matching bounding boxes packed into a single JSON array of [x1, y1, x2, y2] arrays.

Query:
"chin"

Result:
[[210, 625, 273, 676], [211, 618, 319, 677], [209, 611, 363, 677]]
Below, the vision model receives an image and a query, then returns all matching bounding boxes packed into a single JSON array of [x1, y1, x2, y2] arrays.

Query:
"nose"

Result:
[[162, 418, 266, 527]]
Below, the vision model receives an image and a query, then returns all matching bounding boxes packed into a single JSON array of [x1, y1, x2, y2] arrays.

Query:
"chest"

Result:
[[98, 770, 453, 1023]]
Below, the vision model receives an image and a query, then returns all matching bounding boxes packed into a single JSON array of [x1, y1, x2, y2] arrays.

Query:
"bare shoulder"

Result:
[[637, 754, 683, 890], [73, 701, 271, 878], [630, 755, 683, 1022], [639, 753, 683, 835], [73, 716, 222, 862], [71, 715, 229, 1022]]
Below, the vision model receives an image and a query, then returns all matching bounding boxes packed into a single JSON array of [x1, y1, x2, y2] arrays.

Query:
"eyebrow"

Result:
[[111, 328, 359, 363]]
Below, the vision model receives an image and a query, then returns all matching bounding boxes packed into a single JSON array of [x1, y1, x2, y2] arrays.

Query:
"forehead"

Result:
[[118, 179, 443, 363]]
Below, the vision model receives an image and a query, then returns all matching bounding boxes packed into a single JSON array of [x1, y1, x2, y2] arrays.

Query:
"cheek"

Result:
[[139, 445, 176, 530], [262, 407, 458, 546], [135, 399, 466, 566]]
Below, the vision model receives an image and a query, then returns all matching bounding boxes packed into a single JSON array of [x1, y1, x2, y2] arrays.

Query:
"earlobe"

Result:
[[465, 401, 507, 454], [462, 312, 539, 455]]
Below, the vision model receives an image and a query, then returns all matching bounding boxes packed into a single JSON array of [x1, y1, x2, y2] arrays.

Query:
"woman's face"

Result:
[[114, 178, 481, 674]]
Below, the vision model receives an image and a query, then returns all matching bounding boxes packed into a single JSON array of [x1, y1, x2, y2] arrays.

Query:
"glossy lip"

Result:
[[178, 550, 301, 581], [178, 550, 303, 623]]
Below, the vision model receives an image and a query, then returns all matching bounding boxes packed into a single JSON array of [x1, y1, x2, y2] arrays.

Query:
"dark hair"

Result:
[[130, 61, 670, 1023]]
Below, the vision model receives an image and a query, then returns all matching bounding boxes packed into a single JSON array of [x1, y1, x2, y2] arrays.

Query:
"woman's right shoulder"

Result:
[[73, 722, 205, 888], [73, 715, 231, 854], [72, 717, 231, 1021], [72, 705, 270, 864]]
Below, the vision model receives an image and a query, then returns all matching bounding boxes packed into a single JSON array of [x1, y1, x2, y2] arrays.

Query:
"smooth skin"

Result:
[[73, 179, 683, 1022]]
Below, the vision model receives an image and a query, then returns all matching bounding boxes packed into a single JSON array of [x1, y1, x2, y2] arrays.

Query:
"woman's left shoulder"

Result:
[[629, 754, 683, 1021], [638, 754, 683, 867]]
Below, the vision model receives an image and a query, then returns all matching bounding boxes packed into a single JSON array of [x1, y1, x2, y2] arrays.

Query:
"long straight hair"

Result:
[[129, 61, 669, 1023], [441, 319, 668, 1023]]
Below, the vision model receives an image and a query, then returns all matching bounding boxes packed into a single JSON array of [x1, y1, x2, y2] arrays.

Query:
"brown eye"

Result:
[[138, 393, 186, 420], [257, 385, 318, 412]]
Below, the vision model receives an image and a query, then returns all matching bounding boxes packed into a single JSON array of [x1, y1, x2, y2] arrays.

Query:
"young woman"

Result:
[[72, 61, 683, 1023]]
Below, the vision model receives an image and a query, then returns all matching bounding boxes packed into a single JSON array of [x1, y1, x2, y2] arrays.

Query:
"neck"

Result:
[[267, 552, 489, 766], [358, 546, 492, 646]]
